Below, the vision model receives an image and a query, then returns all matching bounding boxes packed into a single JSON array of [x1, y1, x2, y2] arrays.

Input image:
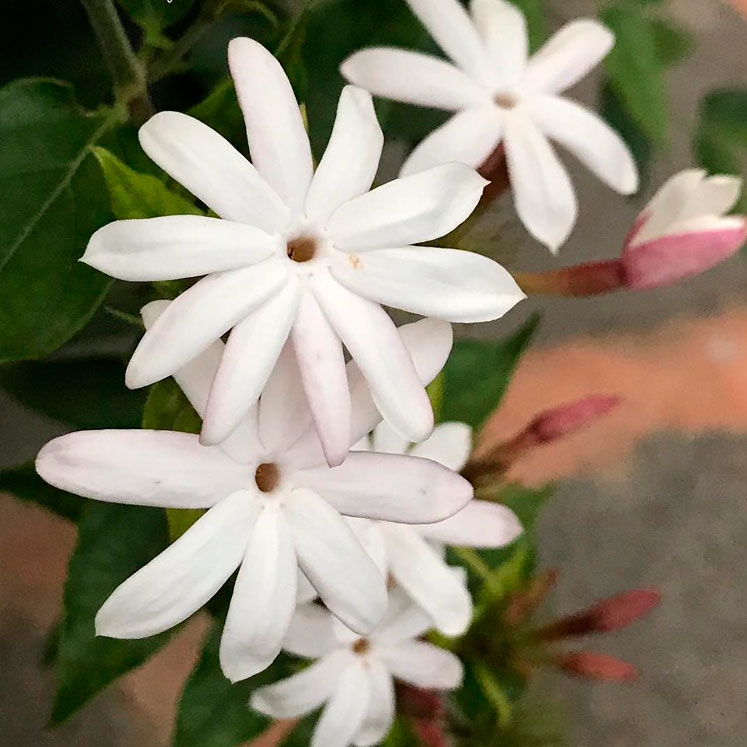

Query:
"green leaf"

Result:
[[0, 79, 115, 362], [188, 78, 246, 151], [52, 501, 172, 724], [0, 462, 82, 521], [117, 0, 196, 37], [0, 356, 145, 429], [440, 315, 540, 430], [651, 18, 695, 67]]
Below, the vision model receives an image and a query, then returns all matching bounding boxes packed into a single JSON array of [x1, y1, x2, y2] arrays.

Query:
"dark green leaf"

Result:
[[52, 502, 171, 723], [651, 18, 694, 67], [117, 0, 196, 36], [0, 79, 114, 362], [188, 77, 246, 151], [0, 462, 83, 521]]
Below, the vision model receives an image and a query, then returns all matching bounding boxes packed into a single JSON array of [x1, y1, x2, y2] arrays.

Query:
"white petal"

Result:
[[527, 95, 638, 195], [312, 662, 370, 747], [503, 108, 577, 252], [298, 452, 472, 524], [138, 111, 288, 231], [312, 274, 433, 444], [201, 276, 301, 446], [372, 421, 409, 456], [291, 291, 350, 467], [283, 602, 339, 658], [470, 0, 528, 89], [347, 517, 389, 576], [285, 488, 387, 634], [305, 86, 383, 224], [377, 640, 463, 689], [84, 216, 278, 281], [419, 500, 522, 547], [296, 569, 318, 604], [374, 588, 433, 645], [341, 48, 489, 111], [690, 175, 742, 218], [405, 0, 492, 84], [331, 245, 524, 323], [36, 430, 246, 509], [328, 164, 487, 252], [126, 259, 290, 389], [220, 505, 297, 682], [522, 19, 614, 95], [410, 422, 472, 471], [400, 106, 504, 176], [353, 659, 395, 747], [251, 650, 354, 718], [228, 38, 313, 212], [385, 525, 472, 636], [95, 491, 255, 638]]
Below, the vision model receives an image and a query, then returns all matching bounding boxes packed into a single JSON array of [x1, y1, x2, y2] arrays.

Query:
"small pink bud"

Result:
[[528, 395, 621, 444], [556, 651, 638, 682]]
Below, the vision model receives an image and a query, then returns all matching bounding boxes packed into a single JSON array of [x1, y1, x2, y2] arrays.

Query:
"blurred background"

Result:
[[1, 0, 746, 745]]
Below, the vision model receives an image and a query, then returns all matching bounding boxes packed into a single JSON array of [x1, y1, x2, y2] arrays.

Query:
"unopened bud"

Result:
[[555, 651, 638, 682], [504, 568, 559, 627]]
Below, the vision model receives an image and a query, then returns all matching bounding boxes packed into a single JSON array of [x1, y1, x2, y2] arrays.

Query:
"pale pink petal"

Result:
[[377, 640, 463, 689], [371, 421, 409, 456], [410, 422, 472, 470], [312, 662, 370, 747], [419, 500, 522, 547], [353, 659, 395, 746]]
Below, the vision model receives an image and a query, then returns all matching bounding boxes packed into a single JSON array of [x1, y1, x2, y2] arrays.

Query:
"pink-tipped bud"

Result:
[[527, 395, 621, 444], [555, 651, 638, 682]]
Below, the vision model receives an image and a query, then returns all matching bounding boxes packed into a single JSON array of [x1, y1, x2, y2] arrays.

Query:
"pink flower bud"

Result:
[[556, 651, 638, 682], [528, 395, 621, 444]]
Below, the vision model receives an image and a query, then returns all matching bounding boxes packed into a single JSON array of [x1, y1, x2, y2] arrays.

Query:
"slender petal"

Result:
[[305, 87, 383, 224], [377, 640, 463, 689], [84, 216, 279, 281], [341, 48, 489, 111], [126, 259, 289, 389], [312, 663, 370, 747], [312, 274, 433, 443], [296, 570, 318, 605], [503, 108, 577, 252], [400, 106, 504, 176], [138, 111, 289, 231], [347, 518, 388, 575], [410, 422, 472, 471], [419, 500, 523, 547], [228, 38, 313, 212], [220, 505, 297, 681], [521, 19, 614, 95], [297, 452, 473, 524], [374, 588, 433, 645], [527, 96, 638, 195], [331, 245, 524, 323], [372, 421, 409, 456], [95, 491, 255, 638], [385, 524, 472, 636], [36, 430, 246, 509], [285, 489, 387, 634], [201, 276, 301, 445], [353, 659, 395, 747], [291, 291, 350, 467], [328, 163, 487, 252], [283, 603, 339, 658]]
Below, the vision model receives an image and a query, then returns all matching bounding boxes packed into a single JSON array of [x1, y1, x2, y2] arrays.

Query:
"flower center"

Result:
[[286, 235, 317, 263], [352, 638, 371, 655], [494, 92, 517, 109], [255, 462, 280, 493]]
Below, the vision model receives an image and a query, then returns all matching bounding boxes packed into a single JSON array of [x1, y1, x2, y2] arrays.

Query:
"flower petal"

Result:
[[312, 274, 433, 444], [95, 491, 255, 638], [353, 659, 395, 747], [503, 108, 577, 252], [291, 291, 350, 467], [347, 517, 389, 576], [372, 421, 409, 456], [331, 245, 524, 323], [36, 430, 246, 509], [527, 95, 638, 195], [328, 163, 487, 252], [296, 452, 473, 524], [228, 38, 313, 212], [400, 106, 503, 176], [285, 488, 387, 634], [410, 422, 472, 471], [251, 650, 354, 718], [312, 662, 370, 747], [377, 640, 463, 689], [126, 259, 290, 389], [305, 86, 383, 224], [419, 500, 523, 547], [138, 111, 288, 231], [385, 524, 472, 636], [297, 569, 318, 604], [374, 588, 433, 645], [283, 602, 339, 658], [341, 48, 489, 111], [220, 504, 297, 681], [521, 19, 614, 95]]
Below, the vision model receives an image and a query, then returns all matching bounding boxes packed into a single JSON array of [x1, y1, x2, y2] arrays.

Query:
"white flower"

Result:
[[341, 0, 639, 251], [348, 421, 522, 636], [35, 302, 473, 682], [82, 37, 525, 466], [251, 593, 463, 747]]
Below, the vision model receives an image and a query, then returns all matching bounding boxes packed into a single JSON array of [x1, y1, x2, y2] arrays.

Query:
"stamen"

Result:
[[494, 93, 516, 109], [255, 462, 280, 493], [352, 638, 371, 655], [287, 235, 317, 263]]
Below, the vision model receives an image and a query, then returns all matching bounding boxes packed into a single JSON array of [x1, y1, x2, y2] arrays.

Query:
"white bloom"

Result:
[[35, 302, 473, 682], [348, 421, 522, 636], [82, 37, 525, 466], [341, 0, 639, 251], [251, 593, 462, 747]]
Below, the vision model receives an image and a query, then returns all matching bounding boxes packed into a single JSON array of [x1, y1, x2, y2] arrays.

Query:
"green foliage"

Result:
[[117, 0, 197, 42], [0, 462, 83, 521], [0, 79, 114, 362], [188, 77, 246, 150], [52, 501, 172, 724], [509, 0, 547, 51]]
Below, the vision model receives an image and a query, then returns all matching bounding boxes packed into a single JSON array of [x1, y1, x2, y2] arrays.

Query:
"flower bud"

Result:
[[527, 395, 621, 444], [555, 651, 638, 682]]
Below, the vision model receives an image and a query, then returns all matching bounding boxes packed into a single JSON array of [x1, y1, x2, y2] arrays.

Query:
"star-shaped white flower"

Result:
[[251, 594, 462, 747], [341, 0, 639, 251], [35, 302, 472, 682], [348, 421, 522, 636], [82, 37, 524, 466]]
